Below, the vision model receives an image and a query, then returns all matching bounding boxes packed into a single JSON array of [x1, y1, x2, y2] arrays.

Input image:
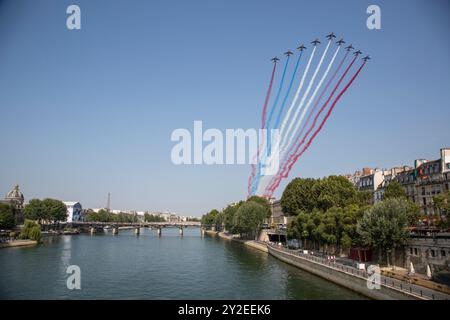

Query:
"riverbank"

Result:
[[203, 229, 449, 300], [203, 230, 268, 253], [0, 239, 38, 249], [267, 244, 450, 300]]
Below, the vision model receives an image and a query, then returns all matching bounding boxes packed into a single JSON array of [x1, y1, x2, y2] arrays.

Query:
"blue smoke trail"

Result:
[[272, 52, 303, 131], [252, 55, 291, 195]]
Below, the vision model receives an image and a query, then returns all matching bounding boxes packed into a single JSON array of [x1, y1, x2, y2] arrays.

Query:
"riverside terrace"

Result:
[[64, 221, 201, 236], [267, 244, 450, 300]]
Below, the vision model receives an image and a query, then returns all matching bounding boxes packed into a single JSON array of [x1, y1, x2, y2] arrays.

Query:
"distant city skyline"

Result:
[[0, 0, 449, 216]]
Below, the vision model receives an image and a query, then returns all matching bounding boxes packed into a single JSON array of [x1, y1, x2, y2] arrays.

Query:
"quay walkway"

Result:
[[268, 244, 450, 300]]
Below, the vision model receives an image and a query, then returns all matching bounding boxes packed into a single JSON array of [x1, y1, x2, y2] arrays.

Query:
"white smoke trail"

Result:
[[254, 47, 317, 195], [278, 46, 317, 139], [281, 44, 340, 156], [279, 40, 331, 156]]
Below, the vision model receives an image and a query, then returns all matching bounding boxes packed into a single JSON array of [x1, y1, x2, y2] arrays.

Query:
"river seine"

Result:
[[0, 227, 366, 299]]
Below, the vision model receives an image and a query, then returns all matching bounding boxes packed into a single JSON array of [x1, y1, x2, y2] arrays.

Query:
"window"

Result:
[[414, 248, 418, 255], [430, 250, 436, 258], [422, 187, 425, 195], [441, 250, 446, 257], [423, 197, 426, 205], [410, 248, 413, 255]]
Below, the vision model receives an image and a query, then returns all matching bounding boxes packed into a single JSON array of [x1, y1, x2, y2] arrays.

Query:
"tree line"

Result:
[[201, 196, 271, 240], [0, 198, 68, 230], [282, 176, 421, 266], [84, 209, 138, 223]]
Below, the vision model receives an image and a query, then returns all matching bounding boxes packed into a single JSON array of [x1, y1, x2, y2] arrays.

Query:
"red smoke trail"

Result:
[[264, 56, 357, 195], [247, 62, 278, 196], [264, 52, 350, 195], [265, 61, 366, 197]]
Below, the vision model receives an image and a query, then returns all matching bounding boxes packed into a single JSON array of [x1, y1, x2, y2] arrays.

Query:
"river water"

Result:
[[0, 227, 366, 299]]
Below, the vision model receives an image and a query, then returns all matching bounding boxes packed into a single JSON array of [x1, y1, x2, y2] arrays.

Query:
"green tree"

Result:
[[42, 198, 68, 223], [313, 176, 359, 211], [433, 191, 450, 227], [281, 176, 360, 216], [23, 199, 46, 223], [0, 203, 16, 229], [214, 212, 225, 232], [247, 196, 271, 219], [222, 203, 241, 233], [19, 220, 42, 242], [85, 209, 99, 222], [201, 209, 219, 229], [357, 190, 373, 206], [357, 198, 411, 266], [281, 178, 319, 215], [233, 201, 267, 239], [144, 213, 165, 222], [384, 180, 407, 200], [96, 209, 110, 222]]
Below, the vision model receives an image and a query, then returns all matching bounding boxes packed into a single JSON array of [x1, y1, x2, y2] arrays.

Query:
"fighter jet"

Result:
[[362, 55, 371, 62], [297, 44, 307, 51], [336, 38, 345, 46], [353, 50, 362, 56], [326, 32, 336, 40], [271, 57, 280, 63], [311, 39, 321, 46], [345, 44, 354, 51], [284, 50, 294, 57]]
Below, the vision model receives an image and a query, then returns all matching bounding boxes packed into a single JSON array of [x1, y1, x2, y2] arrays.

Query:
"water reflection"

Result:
[[0, 229, 366, 299]]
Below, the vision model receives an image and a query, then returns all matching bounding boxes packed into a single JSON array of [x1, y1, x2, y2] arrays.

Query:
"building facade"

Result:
[[1, 185, 25, 225], [346, 148, 450, 216], [63, 201, 83, 222], [406, 233, 450, 276]]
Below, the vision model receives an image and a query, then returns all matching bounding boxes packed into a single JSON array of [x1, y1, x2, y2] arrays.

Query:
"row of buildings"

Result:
[[266, 148, 450, 275], [345, 148, 450, 216], [269, 148, 450, 225]]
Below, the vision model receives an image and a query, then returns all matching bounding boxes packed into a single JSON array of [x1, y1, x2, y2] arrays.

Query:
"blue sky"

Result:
[[0, 0, 449, 216]]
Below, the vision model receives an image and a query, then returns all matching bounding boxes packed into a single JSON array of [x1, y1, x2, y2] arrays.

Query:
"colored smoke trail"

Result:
[[279, 40, 331, 156], [276, 50, 349, 180], [247, 62, 278, 196], [278, 47, 317, 140], [252, 48, 316, 195], [260, 42, 335, 195], [272, 51, 304, 132], [281, 43, 339, 156], [265, 56, 291, 130], [266, 56, 358, 195], [265, 60, 366, 196], [261, 63, 278, 130], [252, 55, 291, 195]]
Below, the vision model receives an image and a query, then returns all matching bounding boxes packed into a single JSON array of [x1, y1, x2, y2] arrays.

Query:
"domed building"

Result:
[[1, 185, 25, 225]]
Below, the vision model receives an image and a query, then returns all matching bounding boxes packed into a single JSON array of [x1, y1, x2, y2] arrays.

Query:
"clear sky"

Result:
[[0, 0, 449, 216]]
